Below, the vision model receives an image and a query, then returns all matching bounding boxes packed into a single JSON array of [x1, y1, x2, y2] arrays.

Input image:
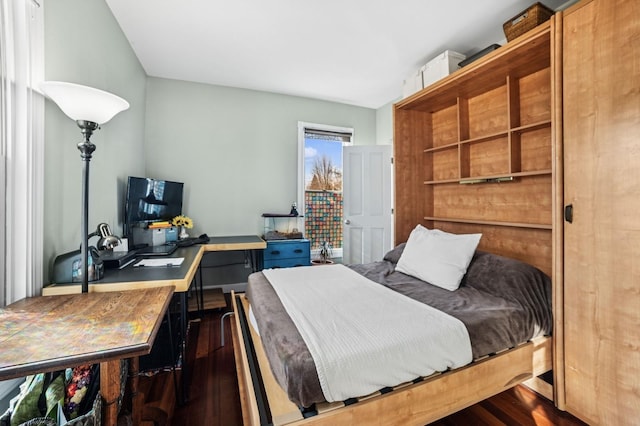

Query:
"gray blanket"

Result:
[[246, 247, 552, 408]]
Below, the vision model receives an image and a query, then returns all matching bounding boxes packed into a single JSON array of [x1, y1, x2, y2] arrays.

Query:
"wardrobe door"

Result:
[[562, 0, 640, 424]]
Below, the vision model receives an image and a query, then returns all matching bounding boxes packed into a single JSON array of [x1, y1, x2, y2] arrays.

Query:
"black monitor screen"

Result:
[[125, 176, 184, 233]]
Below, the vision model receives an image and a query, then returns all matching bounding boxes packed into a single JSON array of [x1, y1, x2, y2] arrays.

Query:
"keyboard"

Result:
[[175, 234, 210, 247]]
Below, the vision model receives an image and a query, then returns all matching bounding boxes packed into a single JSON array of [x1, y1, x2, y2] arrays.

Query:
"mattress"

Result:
[[261, 264, 473, 403], [246, 247, 553, 408]]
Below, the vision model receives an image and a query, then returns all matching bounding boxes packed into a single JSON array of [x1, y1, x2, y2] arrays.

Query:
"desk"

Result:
[[0, 286, 174, 426], [41, 235, 266, 405], [42, 235, 266, 295], [201, 235, 267, 253], [42, 245, 202, 295]]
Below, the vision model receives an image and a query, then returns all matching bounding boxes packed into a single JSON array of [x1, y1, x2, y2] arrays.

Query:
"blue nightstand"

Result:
[[263, 239, 311, 268]]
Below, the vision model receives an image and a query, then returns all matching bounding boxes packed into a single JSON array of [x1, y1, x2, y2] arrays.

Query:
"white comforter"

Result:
[[262, 264, 473, 402]]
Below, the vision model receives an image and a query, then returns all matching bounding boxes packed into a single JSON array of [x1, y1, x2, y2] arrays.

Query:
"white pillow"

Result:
[[396, 225, 482, 291]]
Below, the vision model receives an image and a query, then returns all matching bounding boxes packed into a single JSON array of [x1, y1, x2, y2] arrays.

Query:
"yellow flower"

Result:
[[171, 215, 194, 229]]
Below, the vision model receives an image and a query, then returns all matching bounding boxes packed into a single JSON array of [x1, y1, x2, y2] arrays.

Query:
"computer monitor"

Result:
[[124, 176, 184, 240]]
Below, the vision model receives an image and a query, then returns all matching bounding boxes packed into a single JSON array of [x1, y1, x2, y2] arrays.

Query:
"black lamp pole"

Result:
[[40, 82, 129, 293], [77, 119, 99, 293]]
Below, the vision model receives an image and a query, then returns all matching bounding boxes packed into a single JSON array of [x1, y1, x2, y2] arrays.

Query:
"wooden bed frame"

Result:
[[230, 21, 558, 426], [231, 291, 552, 426]]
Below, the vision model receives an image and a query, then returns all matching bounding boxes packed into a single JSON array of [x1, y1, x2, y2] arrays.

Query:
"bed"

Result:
[[231, 239, 553, 426]]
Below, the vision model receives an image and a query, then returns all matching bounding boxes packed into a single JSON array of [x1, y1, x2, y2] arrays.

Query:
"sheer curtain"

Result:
[[0, 0, 44, 403], [0, 0, 44, 308]]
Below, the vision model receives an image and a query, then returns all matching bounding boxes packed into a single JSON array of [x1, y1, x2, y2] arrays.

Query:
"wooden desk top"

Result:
[[42, 235, 266, 296], [0, 286, 174, 381], [202, 235, 266, 251], [43, 246, 201, 295]]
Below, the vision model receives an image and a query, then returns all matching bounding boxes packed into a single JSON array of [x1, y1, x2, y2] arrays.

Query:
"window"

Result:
[[297, 122, 353, 259]]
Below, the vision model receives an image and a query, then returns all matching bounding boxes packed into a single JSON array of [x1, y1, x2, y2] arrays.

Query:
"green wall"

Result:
[[376, 99, 396, 146], [43, 0, 147, 282], [42, 0, 385, 284], [144, 78, 376, 237]]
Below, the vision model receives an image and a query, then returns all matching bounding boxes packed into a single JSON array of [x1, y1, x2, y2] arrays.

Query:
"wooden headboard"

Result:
[[393, 22, 556, 277]]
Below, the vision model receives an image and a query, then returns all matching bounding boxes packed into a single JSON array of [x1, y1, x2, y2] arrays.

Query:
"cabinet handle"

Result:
[[294, 249, 303, 253], [564, 204, 573, 223], [271, 250, 280, 255]]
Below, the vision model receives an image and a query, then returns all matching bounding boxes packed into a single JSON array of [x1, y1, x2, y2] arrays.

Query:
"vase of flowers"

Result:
[[171, 215, 193, 239]]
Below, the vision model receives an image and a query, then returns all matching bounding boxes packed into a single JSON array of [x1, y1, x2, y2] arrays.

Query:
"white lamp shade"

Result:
[[40, 81, 129, 125]]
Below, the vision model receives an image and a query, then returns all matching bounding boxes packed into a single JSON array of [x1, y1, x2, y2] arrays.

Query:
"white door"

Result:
[[343, 145, 393, 264]]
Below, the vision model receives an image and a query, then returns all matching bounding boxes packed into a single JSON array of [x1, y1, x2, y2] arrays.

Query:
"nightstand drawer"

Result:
[[264, 240, 310, 261], [263, 258, 310, 269]]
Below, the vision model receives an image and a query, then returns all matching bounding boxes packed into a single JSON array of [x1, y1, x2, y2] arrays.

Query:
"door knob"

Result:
[[344, 219, 351, 225]]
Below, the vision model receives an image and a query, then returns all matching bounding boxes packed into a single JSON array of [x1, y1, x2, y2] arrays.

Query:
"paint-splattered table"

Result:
[[0, 286, 174, 426]]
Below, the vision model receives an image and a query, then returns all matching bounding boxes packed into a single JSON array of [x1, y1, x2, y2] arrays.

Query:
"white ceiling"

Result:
[[105, 0, 566, 109]]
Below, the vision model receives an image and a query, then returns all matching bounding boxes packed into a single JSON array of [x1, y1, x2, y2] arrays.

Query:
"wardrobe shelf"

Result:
[[423, 169, 552, 185], [424, 142, 459, 153], [423, 217, 552, 230]]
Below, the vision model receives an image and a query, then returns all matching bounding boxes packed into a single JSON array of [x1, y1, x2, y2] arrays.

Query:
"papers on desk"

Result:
[[133, 257, 184, 268]]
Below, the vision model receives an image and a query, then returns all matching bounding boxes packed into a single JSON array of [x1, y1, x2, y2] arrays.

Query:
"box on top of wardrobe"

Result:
[[421, 50, 466, 88]]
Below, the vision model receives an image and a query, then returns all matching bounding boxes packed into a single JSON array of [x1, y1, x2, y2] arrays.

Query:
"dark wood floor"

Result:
[[144, 308, 586, 426]]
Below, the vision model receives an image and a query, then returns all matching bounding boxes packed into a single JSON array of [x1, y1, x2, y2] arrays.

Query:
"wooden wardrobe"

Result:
[[394, 0, 639, 423], [560, 0, 640, 424]]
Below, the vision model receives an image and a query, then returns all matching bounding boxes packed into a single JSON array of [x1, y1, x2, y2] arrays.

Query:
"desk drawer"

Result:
[[264, 240, 310, 261]]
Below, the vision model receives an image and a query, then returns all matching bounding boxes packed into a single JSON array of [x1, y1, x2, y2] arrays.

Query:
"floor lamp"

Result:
[[41, 81, 129, 293]]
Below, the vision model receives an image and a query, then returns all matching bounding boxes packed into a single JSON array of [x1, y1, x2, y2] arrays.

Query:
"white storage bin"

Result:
[[421, 50, 466, 88], [402, 69, 423, 99]]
